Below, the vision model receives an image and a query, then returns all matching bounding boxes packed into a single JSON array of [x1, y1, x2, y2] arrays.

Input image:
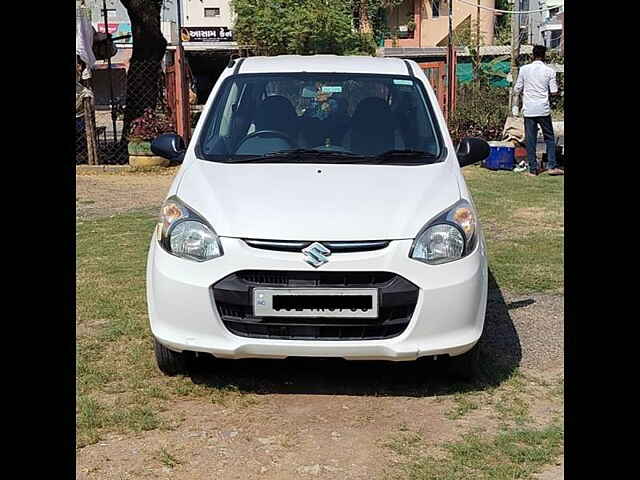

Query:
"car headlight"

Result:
[[410, 200, 478, 265], [157, 196, 223, 262]]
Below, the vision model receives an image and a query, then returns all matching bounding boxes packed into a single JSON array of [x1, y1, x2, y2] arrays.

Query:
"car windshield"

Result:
[[197, 73, 443, 164]]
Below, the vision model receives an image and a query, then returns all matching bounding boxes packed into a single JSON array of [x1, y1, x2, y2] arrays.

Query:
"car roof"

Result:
[[238, 55, 411, 76]]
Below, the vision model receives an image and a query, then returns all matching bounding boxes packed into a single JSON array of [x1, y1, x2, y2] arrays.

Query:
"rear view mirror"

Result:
[[457, 137, 490, 167], [151, 133, 186, 162]]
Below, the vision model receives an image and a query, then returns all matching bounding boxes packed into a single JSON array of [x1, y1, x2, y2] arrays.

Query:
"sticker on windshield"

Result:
[[393, 79, 414, 85], [321, 86, 342, 93]]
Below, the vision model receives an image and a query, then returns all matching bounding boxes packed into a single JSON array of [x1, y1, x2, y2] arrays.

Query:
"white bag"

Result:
[[76, 13, 96, 77]]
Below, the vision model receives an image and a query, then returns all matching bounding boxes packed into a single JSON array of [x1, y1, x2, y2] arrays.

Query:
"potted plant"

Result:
[[128, 108, 175, 167], [406, 17, 416, 33]]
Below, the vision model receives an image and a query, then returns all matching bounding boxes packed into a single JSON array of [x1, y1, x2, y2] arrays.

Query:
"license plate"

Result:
[[253, 288, 379, 318]]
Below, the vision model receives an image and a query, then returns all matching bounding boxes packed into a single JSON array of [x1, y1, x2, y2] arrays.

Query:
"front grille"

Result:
[[244, 239, 390, 253], [212, 270, 419, 340]]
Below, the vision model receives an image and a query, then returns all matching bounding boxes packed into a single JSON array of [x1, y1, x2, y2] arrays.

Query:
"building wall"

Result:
[[182, 0, 234, 28], [421, 0, 496, 47], [384, 0, 496, 48]]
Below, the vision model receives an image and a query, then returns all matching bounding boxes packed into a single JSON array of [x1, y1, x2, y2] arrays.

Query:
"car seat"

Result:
[[253, 95, 299, 143], [346, 97, 400, 155]]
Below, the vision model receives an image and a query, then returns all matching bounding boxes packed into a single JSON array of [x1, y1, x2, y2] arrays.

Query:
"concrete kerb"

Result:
[[76, 165, 131, 174], [76, 165, 173, 174]]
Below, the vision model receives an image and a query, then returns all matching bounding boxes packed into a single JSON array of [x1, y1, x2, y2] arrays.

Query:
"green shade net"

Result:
[[457, 61, 511, 87]]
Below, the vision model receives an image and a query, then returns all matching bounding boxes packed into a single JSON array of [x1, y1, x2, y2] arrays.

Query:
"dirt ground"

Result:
[[76, 172, 564, 480], [76, 170, 177, 220]]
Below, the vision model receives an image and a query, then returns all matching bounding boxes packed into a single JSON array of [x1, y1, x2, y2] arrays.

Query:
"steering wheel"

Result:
[[235, 129, 296, 153]]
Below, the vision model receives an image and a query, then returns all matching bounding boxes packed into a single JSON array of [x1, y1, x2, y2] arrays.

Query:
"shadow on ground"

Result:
[[187, 270, 523, 397]]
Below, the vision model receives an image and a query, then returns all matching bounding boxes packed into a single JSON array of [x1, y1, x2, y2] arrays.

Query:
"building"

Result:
[[539, 0, 564, 51], [518, 0, 544, 45], [383, 0, 497, 48], [175, 1, 238, 105], [180, 0, 235, 44], [541, 0, 563, 20], [80, 1, 238, 106], [523, 0, 563, 50]]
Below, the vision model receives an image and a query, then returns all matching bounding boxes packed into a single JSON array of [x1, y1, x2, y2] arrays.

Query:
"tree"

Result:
[[232, 0, 377, 56], [232, 0, 407, 55], [493, 0, 512, 45], [120, 0, 167, 139], [349, 1, 403, 32]]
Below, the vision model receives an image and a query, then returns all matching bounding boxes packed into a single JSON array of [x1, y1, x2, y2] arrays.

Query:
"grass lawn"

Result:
[[385, 421, 563, 480], [464, 165, 564, 294], [76, 166, 564, 475], [76, 213, 254, 447]]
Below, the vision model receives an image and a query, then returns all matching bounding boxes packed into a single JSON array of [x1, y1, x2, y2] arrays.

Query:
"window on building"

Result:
[[204, 7, 220, 17], [549, 30, 561, 49]]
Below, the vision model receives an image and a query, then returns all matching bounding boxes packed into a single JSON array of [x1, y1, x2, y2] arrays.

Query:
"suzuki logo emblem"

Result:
[[302, 242, 331, 268]]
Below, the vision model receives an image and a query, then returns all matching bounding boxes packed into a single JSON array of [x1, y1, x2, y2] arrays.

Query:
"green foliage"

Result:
[[493, 0, 512, 45], [550, 71, 564, 117], [449, 80, 510, 144], [231, 0, 377, 55], [346, 0, 405, 26]]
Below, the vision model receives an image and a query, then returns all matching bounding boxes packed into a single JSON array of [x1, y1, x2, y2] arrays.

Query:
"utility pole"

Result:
[[475, 0, 480, 86], [509, 0, 521, 110], [176, 0, 183, 47], [174, 0, 191, 142], [102, 0, 118, 141], [446, 0, 453, 120]]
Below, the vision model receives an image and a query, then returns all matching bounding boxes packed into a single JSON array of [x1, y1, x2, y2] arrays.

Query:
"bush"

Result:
[[448, 82, 509, 145]]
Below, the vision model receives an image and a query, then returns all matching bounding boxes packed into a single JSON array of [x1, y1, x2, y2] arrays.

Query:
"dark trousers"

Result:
[[524, 115, 557, 172]]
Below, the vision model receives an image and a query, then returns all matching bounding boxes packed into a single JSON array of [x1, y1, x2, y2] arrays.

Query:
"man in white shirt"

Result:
[[513, 45, 563, 176]]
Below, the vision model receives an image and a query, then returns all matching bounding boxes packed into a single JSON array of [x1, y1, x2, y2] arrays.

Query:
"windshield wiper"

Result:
[[228, 149, 363, 164], [227, 148, 442, 164], [368, 149, 442, 164]]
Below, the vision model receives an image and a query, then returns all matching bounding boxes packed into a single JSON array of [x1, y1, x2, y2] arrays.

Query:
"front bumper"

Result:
[[146, 233, 488, 361]]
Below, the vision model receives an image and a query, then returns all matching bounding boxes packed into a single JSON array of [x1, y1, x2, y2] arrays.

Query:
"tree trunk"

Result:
[[121, 0, 167, 140], [359, 1, 373, 34]]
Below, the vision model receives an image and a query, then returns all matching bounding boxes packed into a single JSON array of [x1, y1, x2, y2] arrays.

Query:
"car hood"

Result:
[[177, 160, 460, 241]]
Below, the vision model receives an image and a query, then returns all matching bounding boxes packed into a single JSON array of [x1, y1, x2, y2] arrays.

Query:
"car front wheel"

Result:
[[448, 341, 481, 381], [154, 338, 188, 376]]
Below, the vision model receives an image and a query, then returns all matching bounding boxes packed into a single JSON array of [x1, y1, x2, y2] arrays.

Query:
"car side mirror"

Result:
[[457, 137, 490, 167], [151, 133, 186, 162]]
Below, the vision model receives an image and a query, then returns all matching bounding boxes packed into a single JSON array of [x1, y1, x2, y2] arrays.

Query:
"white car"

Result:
[[147, 55, 490, 379]]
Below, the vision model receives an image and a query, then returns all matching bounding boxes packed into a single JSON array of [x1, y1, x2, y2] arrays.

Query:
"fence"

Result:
[[76, 57, 176, 165]]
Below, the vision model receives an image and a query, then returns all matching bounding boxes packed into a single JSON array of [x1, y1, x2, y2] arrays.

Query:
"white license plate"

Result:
[[253, 288, 379, 318]]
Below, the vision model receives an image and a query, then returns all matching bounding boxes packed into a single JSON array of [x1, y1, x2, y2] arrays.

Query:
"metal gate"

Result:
[[418, 52, 456, 120], [419, 61, 447, 111]]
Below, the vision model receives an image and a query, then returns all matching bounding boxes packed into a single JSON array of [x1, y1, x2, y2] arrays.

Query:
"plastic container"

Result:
[[484, 141, 515, 171]]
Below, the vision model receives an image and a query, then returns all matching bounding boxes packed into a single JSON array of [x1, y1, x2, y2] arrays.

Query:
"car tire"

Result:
[[448, 341, 481, 381], [154, 338, 188, 376]]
